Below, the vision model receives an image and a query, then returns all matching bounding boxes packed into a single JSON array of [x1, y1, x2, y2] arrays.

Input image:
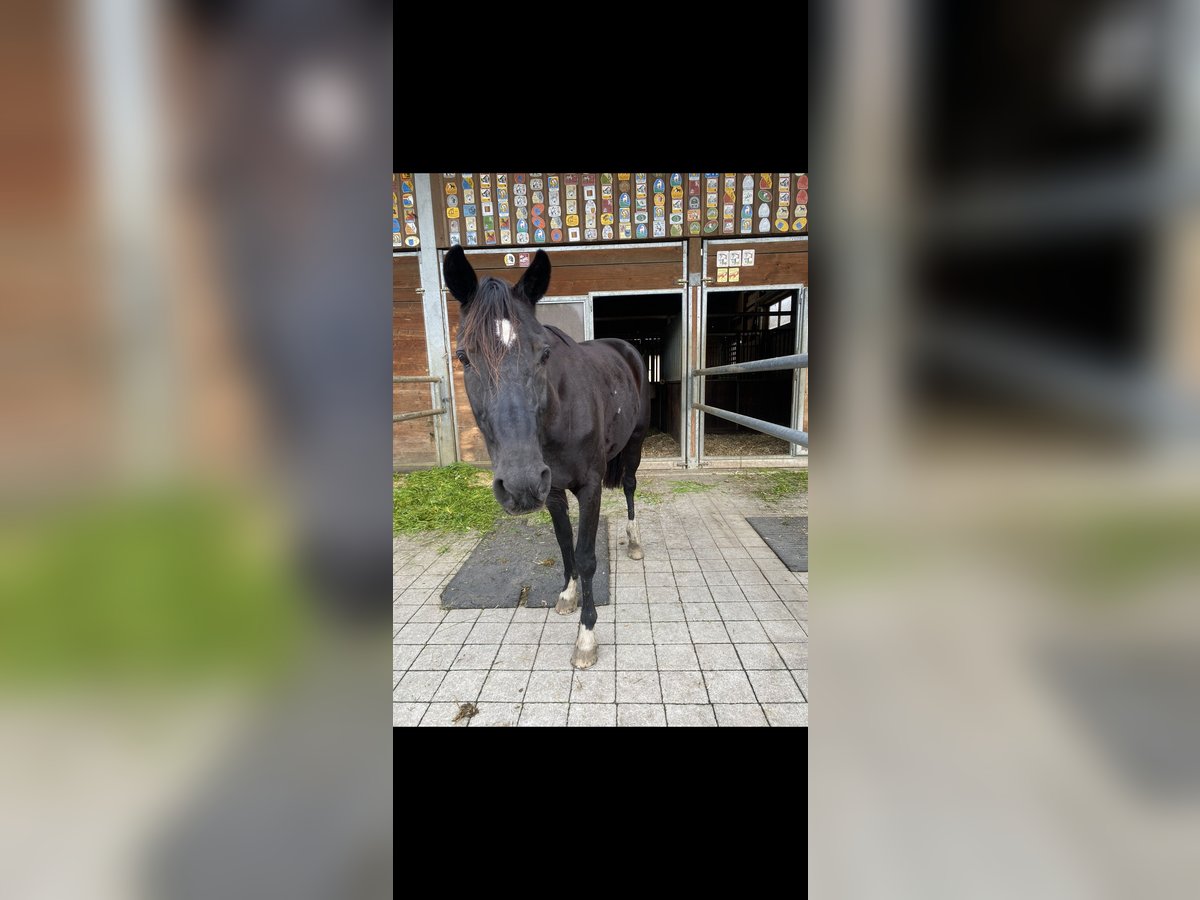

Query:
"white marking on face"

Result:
[[576, 624, 597, 651], [495, 318, 515, 347]]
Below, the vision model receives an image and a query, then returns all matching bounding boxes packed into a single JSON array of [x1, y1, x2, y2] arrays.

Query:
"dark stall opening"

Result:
[[592, 293, 686, 459], [702, 289, 798, 457]]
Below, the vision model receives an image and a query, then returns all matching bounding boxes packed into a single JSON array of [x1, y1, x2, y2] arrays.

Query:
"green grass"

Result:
[[1024, 509, 1200, 596], [393, 463, 502, 535], [393, 465, 670, 534], [670, 481, 715, 494], [0, 488, 306, 684]]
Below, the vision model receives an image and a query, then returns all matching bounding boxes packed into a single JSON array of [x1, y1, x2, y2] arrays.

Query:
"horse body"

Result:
[[443, 247, 649, 669], [540, 328, 648, 490]]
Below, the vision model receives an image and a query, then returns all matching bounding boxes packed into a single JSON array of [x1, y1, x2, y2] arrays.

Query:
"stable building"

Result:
[[393, 173, 808, 471]]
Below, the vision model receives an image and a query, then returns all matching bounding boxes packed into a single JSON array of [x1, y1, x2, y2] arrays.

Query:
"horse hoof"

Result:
[[555, 595, 577, 615], [555, 578, 578, 615], [571, 645, 598, 669], [572, 624, 598, 668], [627, 545, 644, 561]]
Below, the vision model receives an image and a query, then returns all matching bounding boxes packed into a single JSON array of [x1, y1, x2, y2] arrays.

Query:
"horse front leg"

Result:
[[570, 479, 603, 669], [546, 487, 578, 614]]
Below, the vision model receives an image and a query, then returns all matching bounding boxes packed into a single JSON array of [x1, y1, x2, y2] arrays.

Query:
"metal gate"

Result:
[[693, 353, 809, 446], [692, 284, 809, 459]]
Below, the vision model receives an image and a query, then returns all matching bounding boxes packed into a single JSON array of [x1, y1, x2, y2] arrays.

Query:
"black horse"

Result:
[[443, 246, 650, 669]]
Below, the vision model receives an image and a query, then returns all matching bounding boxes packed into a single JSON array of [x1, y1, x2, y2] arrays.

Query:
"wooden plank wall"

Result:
[[393, 255, 438, 466], [454, 244, 683, 293], [703, 239, 808, 285]]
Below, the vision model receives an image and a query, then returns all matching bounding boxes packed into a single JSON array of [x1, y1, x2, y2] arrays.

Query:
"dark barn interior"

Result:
[[702, 289, 798, 457], [592, 293, 685, 458]]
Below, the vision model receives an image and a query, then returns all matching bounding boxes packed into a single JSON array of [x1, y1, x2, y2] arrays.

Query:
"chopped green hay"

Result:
[[393, 463, 501, 535]]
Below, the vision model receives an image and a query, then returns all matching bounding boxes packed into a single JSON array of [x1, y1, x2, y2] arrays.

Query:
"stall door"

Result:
[[696, 237, 808, 465], [442, 244, 686, 463]]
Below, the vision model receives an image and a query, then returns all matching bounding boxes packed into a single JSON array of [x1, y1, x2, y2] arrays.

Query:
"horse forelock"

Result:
[[460, 277, 527, 378]]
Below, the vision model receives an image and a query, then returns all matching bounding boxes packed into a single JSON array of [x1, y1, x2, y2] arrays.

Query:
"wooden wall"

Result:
[[393, 255, 438, 466], [704, 239, 808, 285]]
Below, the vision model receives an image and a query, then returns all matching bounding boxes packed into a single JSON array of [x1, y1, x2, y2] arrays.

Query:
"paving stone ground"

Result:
[[393, 470, 808, 727]]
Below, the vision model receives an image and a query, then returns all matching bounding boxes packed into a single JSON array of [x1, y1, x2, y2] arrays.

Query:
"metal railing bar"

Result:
[[692, 403, 808, 447], [693, 353, 808, 377]]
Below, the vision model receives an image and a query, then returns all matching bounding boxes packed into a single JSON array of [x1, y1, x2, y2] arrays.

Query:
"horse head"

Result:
[[443, 246, 554, 514]]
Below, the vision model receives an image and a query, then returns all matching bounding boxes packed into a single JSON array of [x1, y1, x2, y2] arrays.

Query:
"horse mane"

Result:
[[459, 276, 526, 378]]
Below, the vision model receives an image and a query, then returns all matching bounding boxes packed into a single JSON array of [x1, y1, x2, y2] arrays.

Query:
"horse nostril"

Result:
[[493, 478, 506, 497], [538, 467, 551, 494]]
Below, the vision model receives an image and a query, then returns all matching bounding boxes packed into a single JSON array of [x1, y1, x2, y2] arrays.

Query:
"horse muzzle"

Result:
[[493, 465, 552, 514]]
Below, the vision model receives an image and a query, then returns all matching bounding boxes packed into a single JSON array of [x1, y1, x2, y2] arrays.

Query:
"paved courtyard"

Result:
[[392, 470, 808, 726]]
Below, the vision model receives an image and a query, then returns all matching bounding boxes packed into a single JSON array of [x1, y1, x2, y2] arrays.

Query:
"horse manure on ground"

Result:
[[517, 584, 531, 606], [453, 702, 479, 723]]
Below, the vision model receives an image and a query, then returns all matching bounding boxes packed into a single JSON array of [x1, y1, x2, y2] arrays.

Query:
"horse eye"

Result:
[[539, 348, 551, 364], [456, 349, 470, 367]]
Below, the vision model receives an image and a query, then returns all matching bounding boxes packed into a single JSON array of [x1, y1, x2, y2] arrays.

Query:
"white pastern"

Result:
[[495, 318, 515, 347], [626, 517, 644, 560], [558, 577, 578, 604], [575, 624, 597, 653]]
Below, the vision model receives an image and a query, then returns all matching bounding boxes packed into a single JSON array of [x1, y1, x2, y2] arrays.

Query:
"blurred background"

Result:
[[813, 0, 1200, 896], [0, 0, 391, 897]]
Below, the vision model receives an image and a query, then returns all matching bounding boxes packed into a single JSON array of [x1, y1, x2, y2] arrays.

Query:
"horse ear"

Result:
[[517, 249, 551, 304], [443, 245, 478, 305]]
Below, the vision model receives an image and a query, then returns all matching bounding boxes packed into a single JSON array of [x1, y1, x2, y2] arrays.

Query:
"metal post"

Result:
[[413, 174, 457, 464], [82, 0, 175, 479], [793, 285, 809, 457]]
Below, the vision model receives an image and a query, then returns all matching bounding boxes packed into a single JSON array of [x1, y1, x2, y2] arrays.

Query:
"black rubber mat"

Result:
[[746, 516, 808, 572], [440, 515, 610, 609]]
